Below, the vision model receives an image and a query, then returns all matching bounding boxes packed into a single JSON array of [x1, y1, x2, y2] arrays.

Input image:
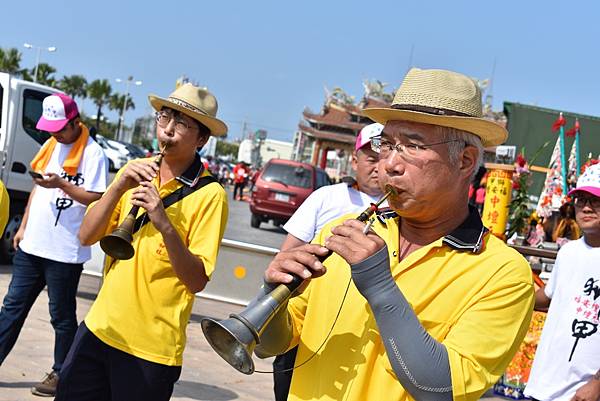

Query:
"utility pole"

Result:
[[241, 121, 247, 140], [23, 43, 56, 83], [115, 76, 142, 142]]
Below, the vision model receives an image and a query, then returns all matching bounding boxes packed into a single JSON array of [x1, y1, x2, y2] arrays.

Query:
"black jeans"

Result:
[[233, 182, 246, 200], [56, 322, 181, 401], [273, 346, 298, 401], [0, 248, 82, 372]]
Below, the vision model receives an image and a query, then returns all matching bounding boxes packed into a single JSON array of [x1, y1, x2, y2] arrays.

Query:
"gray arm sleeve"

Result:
[[252, 282, 294, 358], [351, 246, 453, 401]]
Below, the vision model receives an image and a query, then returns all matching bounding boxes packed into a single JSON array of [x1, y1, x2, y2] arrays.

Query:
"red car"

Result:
[[249, 159, 331, 228]]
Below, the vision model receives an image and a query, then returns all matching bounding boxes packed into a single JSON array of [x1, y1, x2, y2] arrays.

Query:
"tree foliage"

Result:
[[0, 48, 22, 75], [109, 93, 136, 139], [216, 140, 239, 159], [0, 46, 145, 142], [22, 63, 57, 86], [87, 79, 112, 132], [58, 74, 88, 100]]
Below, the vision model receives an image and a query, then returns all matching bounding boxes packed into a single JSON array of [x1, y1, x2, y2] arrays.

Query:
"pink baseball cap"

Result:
[[36, 93, 79, 133], [355, 123, 384, 151], [568, 163, 600, 198]]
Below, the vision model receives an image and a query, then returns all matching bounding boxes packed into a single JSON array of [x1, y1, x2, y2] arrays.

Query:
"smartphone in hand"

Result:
[[28, 171, 44, 180]]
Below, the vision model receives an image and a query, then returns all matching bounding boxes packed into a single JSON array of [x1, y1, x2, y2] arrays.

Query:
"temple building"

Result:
[[291, 80, 393, 179], [291, 79, 504, 180]]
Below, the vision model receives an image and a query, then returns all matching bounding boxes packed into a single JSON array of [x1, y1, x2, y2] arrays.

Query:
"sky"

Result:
[[2, 0, 600, 143]]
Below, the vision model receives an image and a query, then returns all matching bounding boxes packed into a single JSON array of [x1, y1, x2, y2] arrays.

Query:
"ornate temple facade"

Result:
[[291, 80, 392, 179], [291, 79, 504, 179]]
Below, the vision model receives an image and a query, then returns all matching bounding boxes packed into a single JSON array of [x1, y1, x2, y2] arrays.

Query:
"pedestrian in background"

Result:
[[525, 164, 600, 401], [0, 93, 107, 397], [233, 161, 249, 200], [552, 202, 581, 247], [272, 122, 386, 401]]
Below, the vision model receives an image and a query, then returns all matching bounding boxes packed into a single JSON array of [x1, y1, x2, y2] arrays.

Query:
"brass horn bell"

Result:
[[201, 277, 301, 375], [202, 186, 397, 374], [99, 214, 136, 260]]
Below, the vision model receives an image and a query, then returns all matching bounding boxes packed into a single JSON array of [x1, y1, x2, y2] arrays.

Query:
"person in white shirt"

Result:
[[525, 163, 600, 401], [0, 93, 108, 397], [272, 122, 385, 401]]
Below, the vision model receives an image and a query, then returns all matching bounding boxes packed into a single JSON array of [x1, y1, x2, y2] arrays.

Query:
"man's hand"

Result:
[[130, 181, 171, 233], [325, 219, 386, 265], [115, 160, 159, 193], [571, 379, 600, 401], [33, 172, 65, 189], [264, 244, 329, 292], [13, 226, 24, 250]]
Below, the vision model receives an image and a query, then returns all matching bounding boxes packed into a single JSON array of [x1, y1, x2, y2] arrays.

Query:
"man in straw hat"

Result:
[[254, 68, 534, 401], [0, 93, 108, 397], [56, 84, 229, 401]]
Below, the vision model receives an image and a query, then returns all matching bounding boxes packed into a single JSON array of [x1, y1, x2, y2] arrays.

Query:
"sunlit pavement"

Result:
[[0, 265, 273, 401]]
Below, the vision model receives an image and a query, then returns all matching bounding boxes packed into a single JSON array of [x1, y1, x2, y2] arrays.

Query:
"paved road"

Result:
[[0, 266, 274, 401], [222, 187, 287, 249]]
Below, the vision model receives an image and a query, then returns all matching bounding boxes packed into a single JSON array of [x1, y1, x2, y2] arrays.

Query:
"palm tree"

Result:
[[58, 75, 88, 101], [33, 63, 57, 86], [0, 47, 22, 75], [87, 79, 112, 132], [109, 93, 136, 139]]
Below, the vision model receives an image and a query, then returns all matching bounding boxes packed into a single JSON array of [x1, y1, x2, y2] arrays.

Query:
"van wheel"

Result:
[[0, 213, 22, 264], [108, 159, 115, 172], [250, 213, 261, 228]]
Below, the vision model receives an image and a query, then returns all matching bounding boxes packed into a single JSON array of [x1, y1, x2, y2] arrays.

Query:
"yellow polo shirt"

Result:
[[85, 158, 228, 366], [0, 180, 9, 234], [286, 212, 534, 401]]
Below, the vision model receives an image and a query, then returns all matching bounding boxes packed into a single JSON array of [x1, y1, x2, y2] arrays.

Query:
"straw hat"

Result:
[[148, 83, 228, 136], [362, 68, 507, 147]]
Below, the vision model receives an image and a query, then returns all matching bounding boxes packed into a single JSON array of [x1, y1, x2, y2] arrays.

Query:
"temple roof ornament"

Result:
[[324, 86, 356, 107], [362, 79, 394, 103]]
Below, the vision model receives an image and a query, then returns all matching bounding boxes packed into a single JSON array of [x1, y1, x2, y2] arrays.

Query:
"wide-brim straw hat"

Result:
[[362, 68, 507, 147], [149, 83, 228, 137]]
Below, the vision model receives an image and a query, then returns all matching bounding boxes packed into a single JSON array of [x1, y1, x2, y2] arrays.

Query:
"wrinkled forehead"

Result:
[[381, 120, 443, 142]]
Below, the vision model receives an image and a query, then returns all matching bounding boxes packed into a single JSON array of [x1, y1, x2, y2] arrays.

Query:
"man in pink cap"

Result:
[[0, 93, 108, 396], [526, 163, 600, 401], [272, 122, 385, 401]]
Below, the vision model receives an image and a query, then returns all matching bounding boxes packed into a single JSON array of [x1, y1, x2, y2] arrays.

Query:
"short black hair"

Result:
[[193, 119, 211, 139]]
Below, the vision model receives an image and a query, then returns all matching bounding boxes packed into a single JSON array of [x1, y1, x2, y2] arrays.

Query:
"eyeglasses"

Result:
[[370, 136, 464, 158], [155, 111, 198, 134], [574, 195, 600, 209]]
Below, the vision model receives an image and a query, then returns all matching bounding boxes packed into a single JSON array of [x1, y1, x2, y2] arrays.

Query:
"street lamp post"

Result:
[[115, 76, 142, 142], [23, 43, 56, 83]]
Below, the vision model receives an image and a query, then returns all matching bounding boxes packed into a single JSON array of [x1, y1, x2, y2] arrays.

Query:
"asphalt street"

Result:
[[222, 186, 287, 249]]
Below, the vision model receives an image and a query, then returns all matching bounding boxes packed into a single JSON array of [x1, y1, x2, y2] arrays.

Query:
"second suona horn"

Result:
[[200, 185, 397, 375], [99, 144, 168, 260]]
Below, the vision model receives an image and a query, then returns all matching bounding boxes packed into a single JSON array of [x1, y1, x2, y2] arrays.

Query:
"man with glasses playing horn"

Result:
[[255, 68, 535, 401], [56, 84, 229, 401], [525, 164, 600, 401]]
